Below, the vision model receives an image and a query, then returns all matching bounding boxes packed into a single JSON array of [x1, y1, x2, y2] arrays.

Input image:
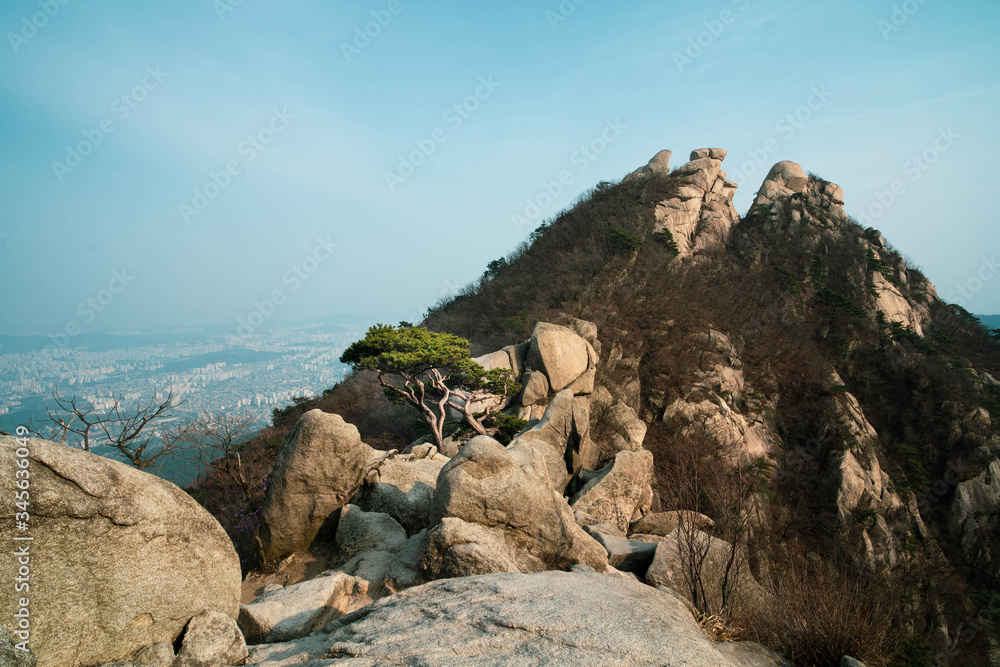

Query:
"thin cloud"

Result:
[[815, 83, 1000, 128]]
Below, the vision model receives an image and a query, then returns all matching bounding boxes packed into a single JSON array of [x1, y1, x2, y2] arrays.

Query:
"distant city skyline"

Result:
[[0, 319, 378, 456], [2, 1, 999, 337]]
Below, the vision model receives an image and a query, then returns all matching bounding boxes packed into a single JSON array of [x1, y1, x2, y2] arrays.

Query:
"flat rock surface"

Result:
[[247, 571, 742, 666]]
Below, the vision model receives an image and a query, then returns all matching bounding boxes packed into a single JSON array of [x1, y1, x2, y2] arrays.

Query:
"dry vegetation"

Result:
[[183, 174, 1000, 662]]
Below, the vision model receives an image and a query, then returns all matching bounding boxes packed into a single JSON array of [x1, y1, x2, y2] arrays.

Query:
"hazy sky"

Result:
[[1, 0, 998, 337]]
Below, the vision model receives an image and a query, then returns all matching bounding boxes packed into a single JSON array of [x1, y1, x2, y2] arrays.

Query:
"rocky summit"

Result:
[[4, 147, 1000, 667]]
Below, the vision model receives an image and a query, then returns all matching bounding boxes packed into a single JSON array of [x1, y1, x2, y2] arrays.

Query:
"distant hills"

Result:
[[0, 314, 407, 355], [977, 314, 1000, 329]]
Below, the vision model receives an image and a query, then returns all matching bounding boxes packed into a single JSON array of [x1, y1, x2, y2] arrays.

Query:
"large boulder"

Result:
[[646, 527, 764, 614], [471, 349, 512, 372], [561, 316, 600, 353], [571, 449, 654, 532], [519, 370, 550, 406], [951, 459, 1000, 578], [423, 436, 607, 577], [587, 531, 658, 575], [590, 385, 646, 465], [174, 610, 248, 667], [671, 157, 723, 192], [335, 504, 425, 598], [627, 148, 672, 179], [0, 436, 241, 667], [351, 456, 444, 535], [691, 147, 728, 161], [335, 504, 408, 556], [753, 160, 808, 207], [629, 510, 715, 537], [526, 322, 591, 392], [246, 571, 747, 666], [763, 160, 808, 193], [472, 343, 528, 377], [513, 389, 596, 489], [238, 573, 364, 644], [424, 518, 524, 578], [258, 410, 376, 562]]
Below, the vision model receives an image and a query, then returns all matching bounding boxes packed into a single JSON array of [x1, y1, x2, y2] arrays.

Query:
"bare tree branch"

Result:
[[40, 386, 185, 471], [169, 411, 260, 502]]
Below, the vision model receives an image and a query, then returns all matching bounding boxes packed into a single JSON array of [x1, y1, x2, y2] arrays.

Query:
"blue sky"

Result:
[[1, 0, 998, 337]]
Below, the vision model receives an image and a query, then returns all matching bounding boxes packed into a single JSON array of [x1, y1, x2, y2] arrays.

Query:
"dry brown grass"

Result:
[[698, 613, 745, 643]]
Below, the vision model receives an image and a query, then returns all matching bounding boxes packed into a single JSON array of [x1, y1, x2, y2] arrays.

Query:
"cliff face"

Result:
[[424, 148, 1000, 664]]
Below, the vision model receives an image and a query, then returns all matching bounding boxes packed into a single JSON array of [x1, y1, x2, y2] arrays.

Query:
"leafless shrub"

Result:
[[737, 561, 900, 667], [185, 424, 286, 574], [37, 386, 185, 471], [168, 411, 260, 503], [649, 416, 770, 618]]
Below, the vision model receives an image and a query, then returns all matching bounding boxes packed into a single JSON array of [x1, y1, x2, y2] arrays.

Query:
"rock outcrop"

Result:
[[246, 571, 755, 666], [423, 436, 608, 576], [351, 455, 444, 535], [333, 504, 425, 598], [630, 510, 715, 537], [258, 410, 377, 562], [512, 321, 598, 421], [0, 436, 241, 667], [872, 262, 926, 335], [951, 459, 1000, 579], [589, 385, 647, 466], [238, 572, 364, 644], [626, 148, 672, 180], [525, 322, 592, 392], [636, 148, 740, 257], [646, 527, 764, 613], [174, 611, 248, 667], [571, 449, 654, 533], [512, 389, 596, 488], [471, 341, 528, 377], [652, 329, 775, 461], [754, 160, 809, 204], [18, 142, 1000, 666]]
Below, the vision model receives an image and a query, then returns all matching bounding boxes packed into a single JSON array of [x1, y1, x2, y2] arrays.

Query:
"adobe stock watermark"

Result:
[[673, 0, 752, 73], [729, 85, 834, 188], [914, 459, 975, 515], [944, 255, 1000, 308], [511, 118, 627, 236], [854, 127, 959, 227], [878, 0, 929, 41], [179, 107, 295, 223], [51, 66, 169, 183], [384, 75, 501, 192], [772, 423, 835, 491], [545, 0, 586, 31], [341, 0, 407, 63], [213, 0, 248, 21], [7, 0, 71, 54], [28, 268, 135, 371], [11, 425, 33, 654], [944, 590, 1000, 659], [402, 276, 466, 328], [231, 236, 339, 341]]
